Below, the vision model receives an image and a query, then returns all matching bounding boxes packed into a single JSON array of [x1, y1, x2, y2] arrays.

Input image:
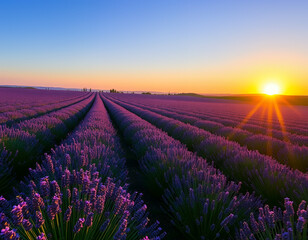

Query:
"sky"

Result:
[[0, 0, 308, 95]]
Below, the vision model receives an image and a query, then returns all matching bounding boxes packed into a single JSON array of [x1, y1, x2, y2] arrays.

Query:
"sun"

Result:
[[263, 83, 280, 95]]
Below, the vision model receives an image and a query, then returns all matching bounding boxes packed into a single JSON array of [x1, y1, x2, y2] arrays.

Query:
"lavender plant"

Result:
[[0, 175, 164, 240], [1, 95, 164, 239], [238, 198, 307, 240], [102, 95, 261, 239], [106, 95, 308, 207]]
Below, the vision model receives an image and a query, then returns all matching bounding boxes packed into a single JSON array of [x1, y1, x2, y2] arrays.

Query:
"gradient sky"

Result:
[[0, 0, 308, 94]]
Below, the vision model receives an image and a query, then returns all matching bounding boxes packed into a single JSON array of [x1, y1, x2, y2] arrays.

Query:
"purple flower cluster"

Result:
[[0, 94, 164, 239], [0, 87, 90, 124], [0, 93, 95, 196], [102, 95, 262, 239], [239, 198, 308, 240], [29, 95, 127, 184], [106, 94, 308, 207], [126, 95, 308, 171], [0, 148, 15, 194], [106, 92, 308, 136]]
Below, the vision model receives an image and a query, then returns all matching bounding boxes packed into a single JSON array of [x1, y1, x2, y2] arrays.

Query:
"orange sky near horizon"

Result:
[[1, 51, 307, 95]]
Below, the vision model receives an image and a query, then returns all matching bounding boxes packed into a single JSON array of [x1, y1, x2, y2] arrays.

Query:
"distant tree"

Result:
[[142, 92, 151, 95]]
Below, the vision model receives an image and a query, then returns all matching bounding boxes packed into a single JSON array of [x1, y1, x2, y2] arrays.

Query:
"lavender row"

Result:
[[0, 88, 87, 113], [0, 92, 92, 125], [158, 105, 308, 147], [113, 94, 308, 136], [105, 94, 308, 207], [111, 94, 308, 145], [0, 94, 95, 195], [101, 95, 263, 239], [168, 101, 308, 136], [105, 95, 308, 239], [112, 98, 308, 172], [0, 95, 164, 240]]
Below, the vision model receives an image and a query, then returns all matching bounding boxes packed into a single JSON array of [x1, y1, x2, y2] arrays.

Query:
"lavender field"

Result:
[[0, 87, 307, 240]]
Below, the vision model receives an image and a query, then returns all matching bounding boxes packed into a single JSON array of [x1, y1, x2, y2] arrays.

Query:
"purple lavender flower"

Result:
[[249, 213, 259, 233], [296, 216, 305, 233], [65, 154, 71, 166], [47, 195, 61, 220], [71, 170, 77, 185], [257, 217, 266, 232], [242, 222, 251, 236], [73, 218, 85, 234], [40, 177, 50, 198], [0, 227, 20, 240], [284, 199, 294, 217], [82, 175, 90, 194], [44, 154, 55, 174], [220, 213, 234, 227], [77, 169, 84, 185], [75, 199, 83, 212], [72, 188, 78, 203], [210, 224, 215, 231], [35, 211, 45, 228], [66, 188, 71, 199], [0, 196, 9, 209], [0, 213, 9, 229], [297, 200, 306, 216], [36, 233, 47, 240], [114, 219, 128, 239], [19, 202, 30, 219], [29, 180, 37, 190], [11, 205, 23, 226], [132, 204, 147, 222], [51, 180, 61, 196], [90, 188, 97, 205], [84, 201, 92, 216], [16, 196, 24, 205], [282, 231, 289, 240], [32, 193, 45, 210], [85, 212, 94, 227], [22, 219, 32, 231], [203, 199, 209, 215], [64, 205, 72, 222], [95, 195, 105, 214]]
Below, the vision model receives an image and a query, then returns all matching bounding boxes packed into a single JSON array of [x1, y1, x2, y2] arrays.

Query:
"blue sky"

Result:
[[0, 0, 307, 94]]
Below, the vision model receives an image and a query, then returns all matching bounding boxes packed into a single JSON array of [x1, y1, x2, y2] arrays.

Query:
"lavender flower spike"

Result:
[[73, 218, 85, 234]]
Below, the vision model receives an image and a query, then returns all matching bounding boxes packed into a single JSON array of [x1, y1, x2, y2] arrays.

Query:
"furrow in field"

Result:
[[1, 92, 92, 126], [104, 93, 308, 207], [0, 93, 163, 240], [113, 94, 308, 135], [0, 88, 88, 113], [101, 94, 262, 240], [0, 93, 95, 196], [110, 96, 308, 172]]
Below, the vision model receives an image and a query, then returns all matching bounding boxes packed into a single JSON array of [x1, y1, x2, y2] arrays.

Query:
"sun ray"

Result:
[[227, 98, 266, 139], [277, 95, 301, 116], [266, 99, 273, 156], [273, 98, 289, 142]]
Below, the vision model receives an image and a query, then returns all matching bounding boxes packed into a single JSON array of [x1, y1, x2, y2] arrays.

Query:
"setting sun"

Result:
[[263, 83, 281, 95]]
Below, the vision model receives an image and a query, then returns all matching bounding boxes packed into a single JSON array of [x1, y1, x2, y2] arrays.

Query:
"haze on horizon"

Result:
[[0, 0, 308, 95]]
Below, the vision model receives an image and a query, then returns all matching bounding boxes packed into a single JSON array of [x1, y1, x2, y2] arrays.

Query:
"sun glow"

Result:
[[263, 83, 281, 95]]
